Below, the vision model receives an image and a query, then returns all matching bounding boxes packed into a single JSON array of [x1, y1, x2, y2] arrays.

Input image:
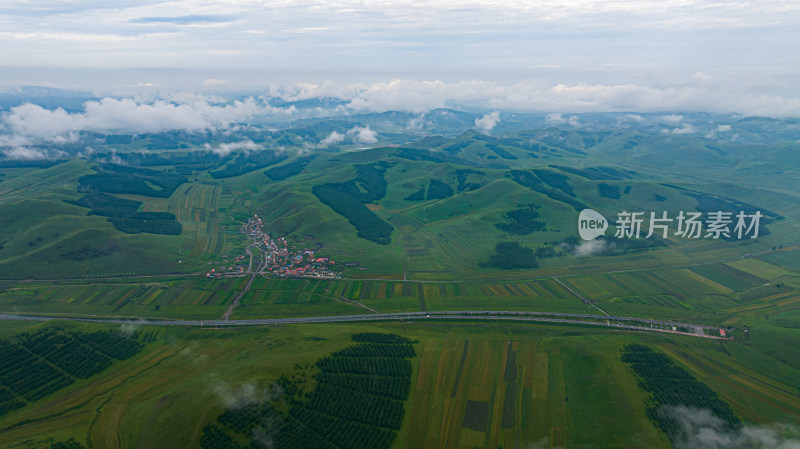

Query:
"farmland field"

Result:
[[0, 319, 797, 448]]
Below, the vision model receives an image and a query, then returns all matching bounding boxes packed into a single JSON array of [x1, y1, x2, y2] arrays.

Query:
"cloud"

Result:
[[119, 322, 140, 336], [204, 139, 260, 156], [131, 15, 236, 25], [660, 114, 684, 124], [661, 405, 800, 449], [572, 239, 615, 257], [213, 380, 283, 409], [705, 124, 732, 139], [280, 80, 800, 117], [318, 130, 345, 147], [0, 96, 294, 149], [346, 80, 451, 113], [670, 124, 696, 134], [348, 126, 377, 144], [407, 113, 427, 130], [314, 126, 377, 148], [474, 111, 500, 133], [1, 146, 64, 160]]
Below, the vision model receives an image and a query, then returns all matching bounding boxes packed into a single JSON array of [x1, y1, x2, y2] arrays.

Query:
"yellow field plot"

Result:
[[676, 268, 733, 294], [482, 284, 506, 296], [404, 339, 444, 449], [191, 290, 213, 306], [508, 283, 538, 298], [422, 284, 440, 299], [110, 287, 141, 308], [375, 283, 387, 299], [726, 258, 795, 280], [142, 288, 166, 306], [405, 338, 514, 449]]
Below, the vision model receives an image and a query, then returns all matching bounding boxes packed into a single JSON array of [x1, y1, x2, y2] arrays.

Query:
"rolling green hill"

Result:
[[1, 115, 800, 449]]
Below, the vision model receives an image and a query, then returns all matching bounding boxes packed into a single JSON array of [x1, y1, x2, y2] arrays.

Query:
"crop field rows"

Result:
[[0, 162, 88, 205], [400, 325, 800, 449], [137, 182, 232, 261], [403, 336, 654, 449], [0, 279, 241, 319], [1, 248, 795, 323]]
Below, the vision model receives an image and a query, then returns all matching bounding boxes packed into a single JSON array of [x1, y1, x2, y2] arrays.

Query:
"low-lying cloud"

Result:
[[662, 405, 800, 449], [0, 95, 294, 144], [204, 139, 260, 156], [349, 125, 377, 144], [318, 130, 345, 147], [0, 95, 299, 159], [566, 239, 615, 257], [272, 79, 800, 117], [1, 146, 65, 160], [474, 111, 500, 133], [315, 126, 378, 148], [213, 380, 283, 409]]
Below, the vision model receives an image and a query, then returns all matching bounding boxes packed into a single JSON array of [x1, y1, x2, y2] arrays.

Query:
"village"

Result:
[[206, 215, 341, 279]]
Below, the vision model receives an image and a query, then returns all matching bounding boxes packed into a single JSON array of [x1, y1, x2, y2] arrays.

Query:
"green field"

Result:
[[0, 318, 797, 448], [4, 132, 799, 282]]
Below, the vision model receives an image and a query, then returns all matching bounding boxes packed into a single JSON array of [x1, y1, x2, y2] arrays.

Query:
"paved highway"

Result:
[[0, 310, 729, 340]]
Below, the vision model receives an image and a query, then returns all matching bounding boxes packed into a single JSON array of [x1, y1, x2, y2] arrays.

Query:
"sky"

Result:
[[1, 0, 800, 115]]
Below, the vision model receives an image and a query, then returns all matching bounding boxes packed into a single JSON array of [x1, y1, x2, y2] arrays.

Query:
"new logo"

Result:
[[578, 209, 608, 240]]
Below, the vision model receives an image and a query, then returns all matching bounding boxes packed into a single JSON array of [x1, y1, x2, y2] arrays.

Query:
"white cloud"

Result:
[[670, 124, 695, 134], [662, 405, 800, 449], [546, 113, 566, 124], [348, 126, 378, 144], [474, 111, 500, 133], [1, 146, 64, 160], [660, 114, 684, 124], [572, 239, 614, 257], [407, 113, 427, 130], [0, 96, 295, 146], [706, 123, 733, 138], [314, 126, 377, 148], [204, 139, 260, 156], [568, 115, 581, 127], [346, 80, 450, 113], [318, 130, 345, 147]]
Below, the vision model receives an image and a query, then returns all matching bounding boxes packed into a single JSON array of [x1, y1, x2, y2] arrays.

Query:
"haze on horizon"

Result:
[[1, 0, 799, 116]]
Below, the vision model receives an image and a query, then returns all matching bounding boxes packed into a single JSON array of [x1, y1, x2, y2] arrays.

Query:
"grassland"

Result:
[[2, 135, 800, 284]]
